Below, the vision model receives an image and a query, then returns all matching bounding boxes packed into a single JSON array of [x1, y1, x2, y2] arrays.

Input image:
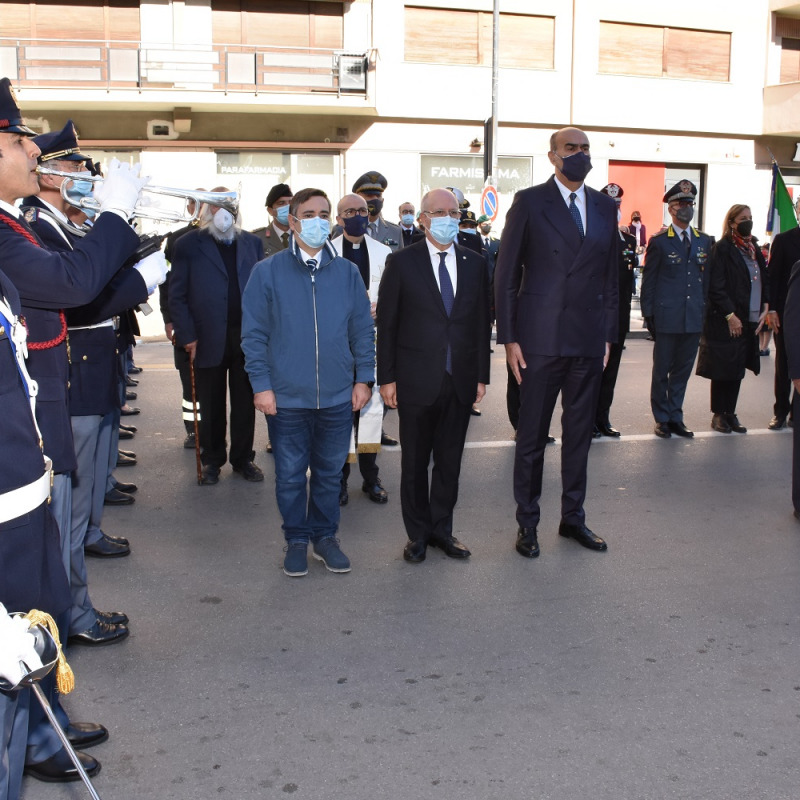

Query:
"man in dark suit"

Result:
[[251, 183, 293, 258], [398, 201, 420, 248], [764, 220, 800, 429], [494, 126, 618, 559], [377, 188, 491, 563], [781, 259, 800, 518], [640, 180, 712, 438], [169, 195, 265, 484]]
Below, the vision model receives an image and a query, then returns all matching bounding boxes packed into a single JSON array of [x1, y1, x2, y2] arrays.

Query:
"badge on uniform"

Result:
[[23, 208, 38, 223]]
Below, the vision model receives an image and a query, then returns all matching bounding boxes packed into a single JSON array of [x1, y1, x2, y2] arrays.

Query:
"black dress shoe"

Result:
[[515, 527, 540, 558], [668, 421, 694, 438], [768, 415, 787, 430], [183, 431, 196, 449], [103, 533, 129, 546], [380, 432, 399, 446], [470, 406, 482, 417], [339, 481, 349, 506], [403, 540, 427, 563], [125, 375, 138, 387], [119, 448, 136, 458], [96, 609, 129, 625], [266, 440, 273, 453], [116, 452, 136, 467], [25, 749, 101, 782], [121, 405, 140, 416], [118, 427, 134, 440], [115, 481, 137, 494], [428, 536, 471, 558], [558, 522, 608, 551], [233, 461, 264, 482], [125, 390, 137, 401], [546, 435, 556, 444], [654, 422, 672, 438], [598, 422, 621, 437], [120, 423, 137, 433], [128, 365, 143, 375], [85, 535, 130, 558], [362, 479, 389, 503], [104, 488, 134, 506], [201, 465, 220, 485], [591, 425, 602, 439], [65, 722, 109, 750], [711, 413, 731, 433], [68, 620, 129, 646], [726, 414, 747, 433]]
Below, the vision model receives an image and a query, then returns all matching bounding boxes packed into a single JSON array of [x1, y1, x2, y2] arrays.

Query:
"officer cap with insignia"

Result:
[[352, 171, 388, 195], [0, 77, 36, 136], [601, 183, 624, 205], [265, 183, 292, 208], [34, 120, 84, 163], [445, 186, 470, 209], [459, 209, 478, 226], [663, 179, 697, 204]]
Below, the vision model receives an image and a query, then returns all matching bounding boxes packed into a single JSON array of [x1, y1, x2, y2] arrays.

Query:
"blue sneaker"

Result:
[[312, 537, 351, 573], [283, 541, 308, 577]]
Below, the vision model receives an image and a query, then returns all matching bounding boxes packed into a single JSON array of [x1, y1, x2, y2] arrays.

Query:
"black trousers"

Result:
[[773, 328, 794, 420], [710, 379, 741, 414], [194, 325, 255, 469], [342, 411, 379, 485], [173, 343, 195, 433], [793, 393, 800, 513], [397, 373, 472, 543], [506, 362, 520, 430], [596, 328, 629, 425]]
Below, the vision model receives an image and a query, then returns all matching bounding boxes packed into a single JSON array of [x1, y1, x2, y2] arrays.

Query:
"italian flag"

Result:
[[767, 162, 798, 236]]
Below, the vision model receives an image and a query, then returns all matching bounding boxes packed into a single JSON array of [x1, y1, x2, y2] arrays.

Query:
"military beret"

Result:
[[460, 210, 478, 225], [663, 179, 697, 204], [35, 120, 84, 162], [601, 183, 624, 201], [265, 183, 292, 208], [476, 214, 490, 224], [352, 171, 388, 194], [0, 77, 36, 136]]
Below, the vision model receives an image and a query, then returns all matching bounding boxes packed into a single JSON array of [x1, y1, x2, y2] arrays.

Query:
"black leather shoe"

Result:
[[103, 533, 129, 546], [768, 415, 787, 430], [25, 750, 101, 782], [128, 365, 142, 375], [115, 481, 137, 494], [711, 413, 731, 433], [266, 440, 273, 453], [183, 431, 196, 449], [118, 427, 134, 439], [96, 609, 129, 625], [339, 481, 348, 506], [515, 527, 540, 558], [380, 432, 399, 446], [546, 435, 556, 444], [68, 620, 129, 646], [558, 522, 608, 551], [362, 479, 389, 503], [121, 405, 140, 416], [125, 375, 138, 387], [591, 425, 603, 439], [429, 536, 471, 558], [85, 535, 130, 558], [201, 466, 220, 485], [125, 390, 137, 401], [65, 722, 109, 750], [116, 452, 136, 467], [598, 422, 621, 437], [403, 540, 427, 563], [120, 423, 137, 433], [470, 406, 482, 417], [668, 421, 694, 438], [119, 449, 135, 458], [104, 488, 134, 506], [726, 414, 747, 433], [654, 422, 672, 438], [233, 461, 264, 482]]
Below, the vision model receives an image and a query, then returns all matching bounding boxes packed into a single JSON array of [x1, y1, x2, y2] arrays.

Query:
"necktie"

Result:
[[684, 231, 691, 257], [438, 251, 454, 373], [368, 222, 378, 239], [568, 193, 584, 240], [281, 232, 289, 248], [306, 258, 317, 272]]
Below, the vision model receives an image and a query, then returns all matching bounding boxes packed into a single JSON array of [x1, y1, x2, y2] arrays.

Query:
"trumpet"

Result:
[[35, 166, 239, 223]]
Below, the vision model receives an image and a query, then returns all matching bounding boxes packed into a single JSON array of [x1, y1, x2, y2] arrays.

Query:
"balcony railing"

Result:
[[0, 38, 371, 96]]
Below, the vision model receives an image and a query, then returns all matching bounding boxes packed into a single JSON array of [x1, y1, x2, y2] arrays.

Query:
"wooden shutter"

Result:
[[664, 27, 730, 82], [0, 2, 35, 39], [405, 7, 479, 65], [780, 38, 800, 83], [599, 21, 663, 77], [494, 13, 554, 69]]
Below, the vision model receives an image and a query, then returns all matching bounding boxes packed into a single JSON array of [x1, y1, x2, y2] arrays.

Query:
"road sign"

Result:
[[481, 186, 499, 221]]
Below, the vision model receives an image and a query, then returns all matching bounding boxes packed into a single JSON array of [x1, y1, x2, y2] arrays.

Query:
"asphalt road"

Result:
[[21, 336, 800, 800]]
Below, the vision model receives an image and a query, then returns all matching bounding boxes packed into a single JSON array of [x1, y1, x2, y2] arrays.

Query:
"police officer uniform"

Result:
[[352, 172, 403, 252], [641, 180, 712, 437]]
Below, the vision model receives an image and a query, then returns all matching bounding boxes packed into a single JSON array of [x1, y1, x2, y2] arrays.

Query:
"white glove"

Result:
[[0, 603, 42, 687], [93, 158, 148, 218], [134, 250, 168, 294]]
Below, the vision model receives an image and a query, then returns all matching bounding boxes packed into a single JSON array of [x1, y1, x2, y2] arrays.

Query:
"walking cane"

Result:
[[188, 353, 203, 485]]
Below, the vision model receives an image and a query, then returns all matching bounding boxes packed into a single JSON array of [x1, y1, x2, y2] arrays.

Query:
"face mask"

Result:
[[343, 214, 369, 238], [427, 216, 459, 246], [557, 150, 593, 183], [674, 206, 694, 225], [297, 216, 331, 249], [64, 175, 95, 216], [736, 219, 753, 237], [213, 208, 234, 233], [461, 227, 477, 235], [401, 213, 415, 227], [617, 210, 621, 224], [479, 224, 491, 235], [366, 197, 383, 217], [275, 205, 290, 225]]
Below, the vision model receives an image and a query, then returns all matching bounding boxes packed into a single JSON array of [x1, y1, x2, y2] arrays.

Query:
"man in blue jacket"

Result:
[[241, 188, 375, 578]]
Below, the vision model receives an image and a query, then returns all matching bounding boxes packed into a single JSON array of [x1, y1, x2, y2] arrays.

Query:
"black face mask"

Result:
[[735, 219, 753, 237], [366, 197, 384, 217], [557, 150, 593, 183]]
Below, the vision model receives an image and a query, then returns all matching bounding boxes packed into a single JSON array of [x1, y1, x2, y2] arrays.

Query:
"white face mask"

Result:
[[213, 208, 234, 233]]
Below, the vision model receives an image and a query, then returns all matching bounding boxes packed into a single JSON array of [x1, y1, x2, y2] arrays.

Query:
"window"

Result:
[[776, 16, 800, 83], [599, 22, 730, 82], [405, 7, 554, 70], [0, 1, 140, 41]]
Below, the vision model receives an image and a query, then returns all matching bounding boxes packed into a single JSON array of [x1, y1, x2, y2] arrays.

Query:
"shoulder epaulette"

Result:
[[652, 227, 669, 239], [22, 207, 39, 223]]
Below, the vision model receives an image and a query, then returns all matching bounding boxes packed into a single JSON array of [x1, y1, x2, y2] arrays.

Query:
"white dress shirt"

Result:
[[553, 177, 587, 234]]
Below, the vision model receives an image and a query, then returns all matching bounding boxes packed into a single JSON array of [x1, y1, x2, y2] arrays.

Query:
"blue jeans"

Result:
[[270, 401, 353, 544]]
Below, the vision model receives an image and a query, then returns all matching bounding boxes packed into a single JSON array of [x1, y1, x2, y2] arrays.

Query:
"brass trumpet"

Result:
[[35, 166, 239, 223]]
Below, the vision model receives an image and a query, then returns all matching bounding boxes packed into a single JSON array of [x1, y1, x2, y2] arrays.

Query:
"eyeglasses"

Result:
[[423, 209, 460, 219], [340, 208, 369, 218]]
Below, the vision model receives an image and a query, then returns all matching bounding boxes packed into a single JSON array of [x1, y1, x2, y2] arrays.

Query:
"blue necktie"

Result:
[[438, 251, 454, 373], [569, 192, 585, 240], [306, 258, 317, 272]]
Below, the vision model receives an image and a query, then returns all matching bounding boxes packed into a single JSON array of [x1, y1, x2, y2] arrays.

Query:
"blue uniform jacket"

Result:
[[640, 224, 713, 334]]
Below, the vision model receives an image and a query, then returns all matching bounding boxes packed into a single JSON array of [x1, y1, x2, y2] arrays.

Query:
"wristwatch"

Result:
[[359, 380, 375, 389]]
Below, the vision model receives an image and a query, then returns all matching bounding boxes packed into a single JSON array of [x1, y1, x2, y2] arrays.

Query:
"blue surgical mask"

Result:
[[401, 213, 415, 227], [558, 150, 593, 183], [461, 227, 477, 235], [297, 216, 331, 249], [343, 214, 369, 238], [428, 216, 459, 246], [64, 175, 96, 218], [275, 205, 290, 225]]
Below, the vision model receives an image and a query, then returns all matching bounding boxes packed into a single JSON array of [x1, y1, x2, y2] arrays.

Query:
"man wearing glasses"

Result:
[[641, 180, 712, 438]]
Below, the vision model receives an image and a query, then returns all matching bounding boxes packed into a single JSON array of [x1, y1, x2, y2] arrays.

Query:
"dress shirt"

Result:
[[425, 237, 457, 297], [0, 199, 22, 218], [553, 177, 587, 234], [271, 221, 289, 240]]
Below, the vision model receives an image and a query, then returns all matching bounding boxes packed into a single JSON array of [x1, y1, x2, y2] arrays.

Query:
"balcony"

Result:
[[764, 81, 800, 135], [0, 38, 372, 98]]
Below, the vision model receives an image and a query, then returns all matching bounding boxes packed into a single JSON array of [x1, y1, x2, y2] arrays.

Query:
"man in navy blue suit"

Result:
[[169, 196, 265, 485], [494, 127, 618, 559]]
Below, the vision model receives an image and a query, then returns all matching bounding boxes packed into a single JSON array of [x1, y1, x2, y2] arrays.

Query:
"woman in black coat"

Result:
[[696, 204, 772, 432]]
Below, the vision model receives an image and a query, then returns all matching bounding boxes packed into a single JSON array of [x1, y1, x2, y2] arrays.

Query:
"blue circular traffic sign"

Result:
[[481, 186, 499, 221]]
